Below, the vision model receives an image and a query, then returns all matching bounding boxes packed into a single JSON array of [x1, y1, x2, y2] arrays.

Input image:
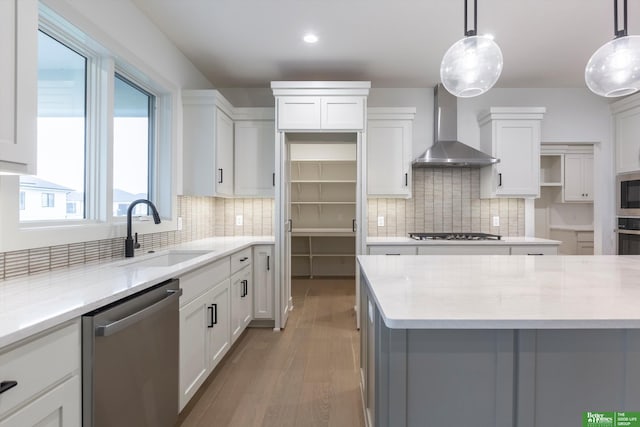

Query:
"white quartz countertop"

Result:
[[549, 225, 594, 231], [366, 236, 560, 245], [0, 236, 274, 349], [358, 255, 640, 329]]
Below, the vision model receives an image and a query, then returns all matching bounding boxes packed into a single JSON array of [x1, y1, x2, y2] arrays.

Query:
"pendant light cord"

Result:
[[464, 0, 477, 37], [614, 0, 628, 38]]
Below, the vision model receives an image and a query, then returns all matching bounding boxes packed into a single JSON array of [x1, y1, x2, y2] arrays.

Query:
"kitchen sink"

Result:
[[120, 250, 214, 268]]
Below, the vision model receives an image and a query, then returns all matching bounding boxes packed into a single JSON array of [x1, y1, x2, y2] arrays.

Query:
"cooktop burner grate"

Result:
[[408, 232, 502, 241]]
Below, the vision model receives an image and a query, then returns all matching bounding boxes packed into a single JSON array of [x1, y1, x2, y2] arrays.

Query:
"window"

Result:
[[66, 202, 76, 214], [113, 74, 155, 217], [19, 192, 25, 210], [41, 193, 55, 208], [20, 31, 86, 222]]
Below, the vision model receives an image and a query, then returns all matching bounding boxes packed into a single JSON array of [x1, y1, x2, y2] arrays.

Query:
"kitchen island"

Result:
[[358, 255, 640, 427]]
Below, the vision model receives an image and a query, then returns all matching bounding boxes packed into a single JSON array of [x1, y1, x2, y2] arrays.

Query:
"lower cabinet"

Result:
[[368, 244, 559, 256], [0, 321, 80, 427], [253, 245, 274, 320], [417, 245, 510, 255], [231, 266, 252, 343]]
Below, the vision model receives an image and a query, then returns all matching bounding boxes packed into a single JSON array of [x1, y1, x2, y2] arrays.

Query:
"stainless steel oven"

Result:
[[617, 171, 640, 216], [618, 217, 640, 254]]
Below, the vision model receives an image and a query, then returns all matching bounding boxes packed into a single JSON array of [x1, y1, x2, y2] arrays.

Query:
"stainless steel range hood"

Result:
[[412, 84, 499, 168]]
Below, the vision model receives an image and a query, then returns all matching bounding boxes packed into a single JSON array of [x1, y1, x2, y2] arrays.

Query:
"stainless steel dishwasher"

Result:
[[82, 279, 182, 427]]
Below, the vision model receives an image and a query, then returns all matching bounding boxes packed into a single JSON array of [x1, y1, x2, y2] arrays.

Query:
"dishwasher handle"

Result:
[[95, 288, 183, 337]]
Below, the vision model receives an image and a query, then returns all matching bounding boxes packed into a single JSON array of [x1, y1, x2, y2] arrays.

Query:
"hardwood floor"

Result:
[[178, 278, 365, 427]]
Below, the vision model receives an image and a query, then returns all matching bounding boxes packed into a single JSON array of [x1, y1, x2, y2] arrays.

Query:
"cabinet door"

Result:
[[179, 289, 211, 410], [239, 267, 253, 329], [321, 97, 365, 130], [215, 108, 234, 196], [253, 245, 274, 319], [494, 120, 540, 197], [367, 120, 412, 197], [234, 120, 275, 196], [564, 154, 593, 202], [616, 104, 640, 173], [0, 375, 80, 427], [208, 279, 231, 370], [230, 268, 251, 343], [277, 96, 321, 130], [417, 245, 510, 255], [0, 0, 37, 175]]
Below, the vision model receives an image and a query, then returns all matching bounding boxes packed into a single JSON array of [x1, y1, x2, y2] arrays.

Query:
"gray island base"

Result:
[[357, 255, 640, 427]]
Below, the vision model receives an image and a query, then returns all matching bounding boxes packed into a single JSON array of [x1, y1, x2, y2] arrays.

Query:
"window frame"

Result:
[[0, 2, 178, 253]]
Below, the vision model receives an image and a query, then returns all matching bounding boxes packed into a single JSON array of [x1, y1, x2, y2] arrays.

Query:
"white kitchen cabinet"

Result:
[[178, 259, 231, 411], [479, 108, 545, 198], [0, 321, 80, 426], [368, 245, 417, 255], [0, 0, 37, 175], [231, 266, 252, 343], [367, 108, 415, 198], [612, 93, 640, 173], [234, 115, 275, 197], [509, 245, 558, 255], [182, 90, 235, 197], [276, 96, 365, 131], [253, 245, 274, 320], [417, 245, 511, 255], [563, 154, 593, 202]]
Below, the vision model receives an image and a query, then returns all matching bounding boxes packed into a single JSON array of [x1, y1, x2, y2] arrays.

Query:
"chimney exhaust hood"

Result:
[[412, 84, 499, 168]]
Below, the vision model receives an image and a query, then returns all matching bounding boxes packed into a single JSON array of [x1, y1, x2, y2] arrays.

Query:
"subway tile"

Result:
[[29, 247, 50, 274], [69, 242, 85, 266], [84, 241, 100, 264], [5, 250, 29, 279], [0, 252, 4, 280], [50, 245, 69, 270]]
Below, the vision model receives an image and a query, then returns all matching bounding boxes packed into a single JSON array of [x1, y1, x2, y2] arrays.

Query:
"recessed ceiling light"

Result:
[[303, 34, 318, 44]]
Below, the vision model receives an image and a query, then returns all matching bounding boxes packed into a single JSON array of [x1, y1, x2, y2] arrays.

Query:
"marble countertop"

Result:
[[0, 236, 274, 349], [366, 236, 561, 245], [358, 255, 640, 329]]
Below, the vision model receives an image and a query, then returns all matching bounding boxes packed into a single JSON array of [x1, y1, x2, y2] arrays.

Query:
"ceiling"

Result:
[[131, 0, 640, 89]]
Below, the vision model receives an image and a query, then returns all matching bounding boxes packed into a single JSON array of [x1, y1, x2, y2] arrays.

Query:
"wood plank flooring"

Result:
[[178, 278, 365, 427]]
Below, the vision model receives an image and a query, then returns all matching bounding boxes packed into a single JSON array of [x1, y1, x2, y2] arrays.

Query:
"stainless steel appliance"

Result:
[[409, 232, 502, 241], [82, 279, 182, 427], [618, 217, 640, 255], [617, 171, 640, 216]]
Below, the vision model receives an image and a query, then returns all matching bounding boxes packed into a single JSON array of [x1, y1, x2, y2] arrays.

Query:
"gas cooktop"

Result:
[[408, 232, 502, 241]]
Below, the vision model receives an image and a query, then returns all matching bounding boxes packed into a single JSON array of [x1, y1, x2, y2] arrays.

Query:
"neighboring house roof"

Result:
[[113, 189, 147, 203], [19, 177, 74, 192]]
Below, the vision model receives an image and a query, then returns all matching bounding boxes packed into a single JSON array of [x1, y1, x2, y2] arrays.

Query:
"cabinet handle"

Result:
[[352, 219, 357, 232], [527, 253, 544, 256], [212, 303, 218, 325], [386, 253, 401, 256], [273, 172, 275, 187], [218, 168, 223, 184], [288, 219, 293, 232], [0, 381, 17, 394], [498, 173, 502, 187], [405, 173, 408, 187], [267, 255, 270, 271], [241, 279, 248, 297], [240, 257, 249, 262]]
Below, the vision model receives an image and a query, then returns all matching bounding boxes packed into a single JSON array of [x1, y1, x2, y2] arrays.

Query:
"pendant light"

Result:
[[585, 0, 640, 97], [440, 0, 503, 98]]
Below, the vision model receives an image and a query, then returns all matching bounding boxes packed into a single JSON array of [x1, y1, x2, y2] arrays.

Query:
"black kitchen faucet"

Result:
[[125, 199, 161, 257]]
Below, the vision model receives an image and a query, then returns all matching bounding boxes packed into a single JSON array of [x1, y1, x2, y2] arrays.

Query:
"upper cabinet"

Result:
[[367, 108, 415, 198], [183, 90, 235, 197], [182, 91, 275, 198], [479, 107, 546, 198], [563, 153, 593, 202], [0, 0, 37, 175], [234, 108, 275, 197], [612, 93, 640, 174], [272, 82, 369, 131]]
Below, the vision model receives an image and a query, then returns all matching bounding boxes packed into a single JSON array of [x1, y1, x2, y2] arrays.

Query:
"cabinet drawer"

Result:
[[231, 248, 252, 274], [510, 245, 558, 255], [180, 257, 231, 306], [368, 246, 416, 255], [0, 321, 80, 419], [417, 245, 510, 255]]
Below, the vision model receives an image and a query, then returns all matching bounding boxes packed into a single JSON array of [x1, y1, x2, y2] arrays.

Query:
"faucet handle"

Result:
[[134, 232, 141, 249]]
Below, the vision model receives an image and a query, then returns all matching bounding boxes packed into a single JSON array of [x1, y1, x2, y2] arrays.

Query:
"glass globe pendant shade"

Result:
[[585, 35, 640, 97], [440, 35, 503, 98]]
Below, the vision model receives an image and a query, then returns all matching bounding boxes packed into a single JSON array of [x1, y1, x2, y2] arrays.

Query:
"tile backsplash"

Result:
[[368, 168, 525, 237], [0, 196, 274, 280]]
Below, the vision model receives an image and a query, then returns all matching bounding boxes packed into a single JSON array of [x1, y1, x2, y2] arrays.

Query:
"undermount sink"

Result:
[[121, 250, 213, 268]]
